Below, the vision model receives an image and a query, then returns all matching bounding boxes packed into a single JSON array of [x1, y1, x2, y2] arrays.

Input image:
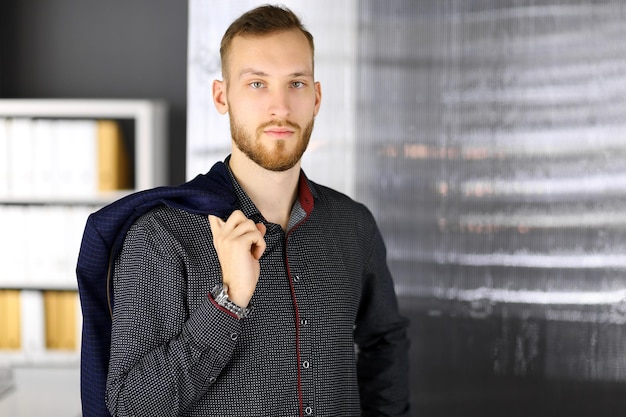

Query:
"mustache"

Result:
[[258, 119, 300, 131]]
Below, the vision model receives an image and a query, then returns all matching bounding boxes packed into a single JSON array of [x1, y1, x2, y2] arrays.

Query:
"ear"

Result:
[[313, 81, 322, 117], [212, 79, 229, 115]]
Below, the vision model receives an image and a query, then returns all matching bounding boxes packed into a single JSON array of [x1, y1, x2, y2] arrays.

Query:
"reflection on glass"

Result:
[[356, 0, 626, 388]]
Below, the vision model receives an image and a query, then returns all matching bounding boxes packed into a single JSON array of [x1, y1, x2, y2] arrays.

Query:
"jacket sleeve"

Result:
[[354, 224, 412, 417], [105, 216, 237, 417]]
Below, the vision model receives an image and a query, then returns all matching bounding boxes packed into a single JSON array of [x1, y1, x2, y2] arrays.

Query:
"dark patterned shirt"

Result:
[[106, 165, 411, 417]]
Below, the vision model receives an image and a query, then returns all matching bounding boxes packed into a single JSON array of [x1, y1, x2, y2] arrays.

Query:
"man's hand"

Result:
[[208, 211, 267, 307]]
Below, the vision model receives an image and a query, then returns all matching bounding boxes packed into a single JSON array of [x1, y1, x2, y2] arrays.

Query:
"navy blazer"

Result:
[[76, 161, 237, 417]]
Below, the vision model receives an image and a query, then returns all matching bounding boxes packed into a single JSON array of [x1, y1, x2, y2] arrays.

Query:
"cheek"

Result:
[[229, 98, 262, 125], [291, 93, 318, 117], [241, 93, 270, 115]]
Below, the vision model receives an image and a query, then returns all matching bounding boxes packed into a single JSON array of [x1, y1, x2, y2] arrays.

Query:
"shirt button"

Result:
[[302, 360, 310, 369], [293, 275, 300, 283], [305, 406, 313, 415], [299, 318, 308, 326], [208, 376, 217, 384], [230, 333, 238, 341]]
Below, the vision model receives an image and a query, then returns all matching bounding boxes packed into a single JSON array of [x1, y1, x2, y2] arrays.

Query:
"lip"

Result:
[[264, 127, 295, 138]]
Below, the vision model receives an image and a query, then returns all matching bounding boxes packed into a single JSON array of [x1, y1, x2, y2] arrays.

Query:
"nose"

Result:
[[268, 87, 290, 119]]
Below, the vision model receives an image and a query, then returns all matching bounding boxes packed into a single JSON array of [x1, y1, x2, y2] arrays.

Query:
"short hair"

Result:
[[220, 4, 315, 79]]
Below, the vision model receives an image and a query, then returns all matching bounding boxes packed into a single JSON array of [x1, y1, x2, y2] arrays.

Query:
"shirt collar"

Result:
[[224, 155, 316, 231]]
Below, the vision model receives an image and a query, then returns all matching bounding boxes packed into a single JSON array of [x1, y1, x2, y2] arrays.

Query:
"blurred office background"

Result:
[[2, 0, 626, 416]]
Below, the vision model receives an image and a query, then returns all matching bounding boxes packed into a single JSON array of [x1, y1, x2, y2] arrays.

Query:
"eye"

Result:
[[291, 81, 305, 89], [250, 81, 264, 89]]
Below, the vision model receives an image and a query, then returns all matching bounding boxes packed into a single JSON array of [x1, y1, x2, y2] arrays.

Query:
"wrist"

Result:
[[210, 283, 254, 319], [225, 285, 253, 308]]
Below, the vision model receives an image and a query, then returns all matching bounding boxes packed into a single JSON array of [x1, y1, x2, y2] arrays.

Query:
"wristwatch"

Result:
[[210, 283, 254, 319]]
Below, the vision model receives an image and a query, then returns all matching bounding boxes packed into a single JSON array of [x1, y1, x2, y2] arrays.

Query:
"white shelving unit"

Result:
[[0, 98, 168, 195], [0, 99, 167, 366], [0, 99, 168, 290]]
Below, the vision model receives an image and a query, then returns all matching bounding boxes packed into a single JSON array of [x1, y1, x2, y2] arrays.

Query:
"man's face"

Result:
[[214, 29, 322, 172]]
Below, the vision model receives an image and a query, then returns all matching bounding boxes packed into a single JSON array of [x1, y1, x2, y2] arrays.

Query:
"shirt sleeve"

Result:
[[105, 216, 238, 417], [354, 224, 412, 417]]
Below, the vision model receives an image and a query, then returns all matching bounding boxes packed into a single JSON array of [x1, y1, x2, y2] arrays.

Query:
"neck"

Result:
[[228, 152, 300, 230]]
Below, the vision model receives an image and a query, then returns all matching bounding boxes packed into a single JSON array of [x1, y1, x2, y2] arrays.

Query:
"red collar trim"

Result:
[[298, 172, 315, 215]]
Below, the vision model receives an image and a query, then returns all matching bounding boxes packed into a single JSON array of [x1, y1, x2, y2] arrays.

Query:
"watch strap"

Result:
[[210, 283, 253, 319]]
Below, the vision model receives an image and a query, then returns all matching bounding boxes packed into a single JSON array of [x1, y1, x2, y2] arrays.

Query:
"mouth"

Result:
[[263, 126, 296, 139]]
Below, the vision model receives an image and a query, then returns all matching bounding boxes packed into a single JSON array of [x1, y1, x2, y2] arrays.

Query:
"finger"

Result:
[[210, 210, 247, 238], [251, 233, 266, 260], [225, 210, 248, 225], [208, 214, 225, 232], [251, 222, 267, 260], [222, 210, 254, 235]]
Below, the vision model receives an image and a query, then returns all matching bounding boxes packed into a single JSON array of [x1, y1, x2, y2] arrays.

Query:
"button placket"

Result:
[[288, 265, 314, 416]]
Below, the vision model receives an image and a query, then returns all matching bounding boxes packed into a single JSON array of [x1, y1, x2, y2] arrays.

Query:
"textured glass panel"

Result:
[[357, 0, 626, 413]]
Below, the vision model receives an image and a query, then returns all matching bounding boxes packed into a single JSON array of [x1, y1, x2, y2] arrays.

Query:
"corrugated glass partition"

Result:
[[356, 1, 626, 415]]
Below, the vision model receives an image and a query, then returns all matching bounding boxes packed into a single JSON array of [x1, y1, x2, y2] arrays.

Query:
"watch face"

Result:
[[211, 283, 224, 296]]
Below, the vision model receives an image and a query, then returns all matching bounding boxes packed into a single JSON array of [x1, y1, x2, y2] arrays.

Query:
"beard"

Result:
[[229, 113, 315, 172]]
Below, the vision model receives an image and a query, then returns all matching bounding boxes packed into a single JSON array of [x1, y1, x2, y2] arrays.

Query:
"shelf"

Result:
[[0, 190, 132, 206], [0, 98, 168, 191]]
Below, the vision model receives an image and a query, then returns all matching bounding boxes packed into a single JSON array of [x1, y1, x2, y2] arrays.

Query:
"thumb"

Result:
[[251, 222, 267, 260], [255, 222, 267, 236]]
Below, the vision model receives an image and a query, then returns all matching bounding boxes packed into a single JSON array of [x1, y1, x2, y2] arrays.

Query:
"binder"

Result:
[[0, 290, 21, 350], [97, 120, 131, 191], [43, 291, 78, 350]]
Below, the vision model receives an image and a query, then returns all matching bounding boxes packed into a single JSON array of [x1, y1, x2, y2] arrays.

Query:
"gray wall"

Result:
[[0, 0, 188, 185]]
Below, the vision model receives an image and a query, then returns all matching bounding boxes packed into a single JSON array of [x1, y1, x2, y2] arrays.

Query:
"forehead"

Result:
[[226, 30, 314, 77]]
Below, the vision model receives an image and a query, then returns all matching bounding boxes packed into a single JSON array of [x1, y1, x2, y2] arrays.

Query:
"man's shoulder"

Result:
[[133, 203, 199, 225], [309, 180, 372, 216]]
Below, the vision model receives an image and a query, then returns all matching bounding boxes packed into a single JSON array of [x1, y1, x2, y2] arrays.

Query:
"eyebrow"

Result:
[[238, 68, 313, 78]]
